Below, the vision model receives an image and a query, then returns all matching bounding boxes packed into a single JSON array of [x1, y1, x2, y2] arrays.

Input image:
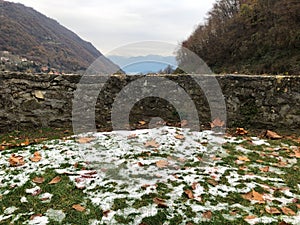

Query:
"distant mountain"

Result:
[[108, 55, 177, 74], [0, 1, 105, 72]]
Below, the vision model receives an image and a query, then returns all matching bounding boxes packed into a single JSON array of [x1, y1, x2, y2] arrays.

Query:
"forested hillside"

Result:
[[0, 1, 103, 72], [178, 0, 300, 74]]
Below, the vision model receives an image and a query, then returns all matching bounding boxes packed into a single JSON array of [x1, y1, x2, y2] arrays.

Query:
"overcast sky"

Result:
[[9, 0, 216, 56]]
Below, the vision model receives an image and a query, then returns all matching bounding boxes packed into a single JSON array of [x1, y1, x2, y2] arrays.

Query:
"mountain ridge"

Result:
[[0, 1, 103, 72]]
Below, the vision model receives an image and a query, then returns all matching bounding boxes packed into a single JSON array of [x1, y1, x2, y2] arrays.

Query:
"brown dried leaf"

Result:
[[138, 120, 147, 125], [9, 154, 25, 167], [236, 128, 248, 135], [144, 140, 159, 148], [278, 221, 292, 225], [238, 156, 251, 162], [242, 190, 265, 203], [210, 118, 225, 128], [260, 166, 270, 172], [153, 197, 168, 208], [21, 138, 30, 146], [265, 206, 281, 214], [180, 120, 188, 127], [103, 210, 110, 217], [265, 130, 282, 140], [127, 134, 137, 139], [244, 215, 257, 220], [30, 214, 43, 220], [30, 151, 42, 162], [48, 176, 61, 184], [156, 160, 169, 168], [77, 137, 95, 144], [184, 189, 194, 199], [207, 179, 218, 186], [72, 204, 85, 212], [32, 177, 45, 184], [192, 182, 198, 190], [281, 207, 296, 216], [174, 134, 185, 140], [202, 211, 212, 220]]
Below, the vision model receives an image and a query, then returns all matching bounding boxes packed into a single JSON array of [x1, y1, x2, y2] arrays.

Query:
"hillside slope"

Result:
[[178, 0, 300, 75], [0, 1, 103, 72]]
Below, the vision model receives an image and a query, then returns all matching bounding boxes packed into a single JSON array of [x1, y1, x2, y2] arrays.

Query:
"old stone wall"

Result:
[[0, 72, 299, 132]]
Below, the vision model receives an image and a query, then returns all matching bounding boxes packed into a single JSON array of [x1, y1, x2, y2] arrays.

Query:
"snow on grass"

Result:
[[0, 126, 299, 224]]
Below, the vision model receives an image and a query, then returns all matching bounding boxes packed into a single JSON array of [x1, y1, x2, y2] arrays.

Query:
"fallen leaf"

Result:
[[184, 189, 194, 199], [103, 210, 110, 217], [278, 221, 291, 225], [236, 128, 248, 135], [210, 118, 224, 128], [127, 134, 137, 139], [281, 207, 296, 216], [9, 154, 25, 166], [153, 197, 168, 208], [137, 162, 144, 167], [72, 204, 85, 212], [156, 160, 169, 168], [32, 177, 45, 184], [48, 176, 61, 184], [291, 149, 300, 158], [244, 215, 257, 220], [242, 190, 265, 203], [192, 182, 198, 190], [202, 211, 212, 220], [77, 137, 95, 144], [260, 166, 270, 172], [144, 140, 159, 148], [180, 120, 188, 127], [297, 204, 300, 209], [238, 156, 251, 162], [207, 179, 218, 186], [265, 130, 282, 139], [21, 138, 30, 146], [30, 151, 42, 162], [30, 214, 43, 220], [265, 206, 281, 214], [174, 134, 185, 140], [138, 120, 147, 125]]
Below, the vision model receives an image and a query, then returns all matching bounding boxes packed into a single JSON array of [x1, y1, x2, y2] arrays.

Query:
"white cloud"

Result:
[[8, 0, 216, 55]]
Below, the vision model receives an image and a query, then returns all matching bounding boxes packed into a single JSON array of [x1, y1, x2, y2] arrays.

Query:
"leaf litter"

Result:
[[0, 126, 299, 224]]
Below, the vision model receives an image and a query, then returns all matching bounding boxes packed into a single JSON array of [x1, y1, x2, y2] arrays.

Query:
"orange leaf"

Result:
[[202, 211, 212, 220], [9, 154, 25, 167], [30, 151, 42, 162], [238, 156, 251, 162], [242, 190, 265, 203], [72, 204, 85, 212], [48, 176, 61, 184], [153, 197, 168, 208], [77, 137, 95, 144], [174, 134, 185, 140], [156, 160, 169, 168], [32, 177, 45, 184], [21, 138, 30, 146], [210, 118, 224, 128], [260, 166, 270, 172], [281, 207, 296, 216], [184, 189, 194, 199], [236, 128, 248, 135], [144, 140, 159, 148], [244, 215, 257, 220], [138, 120, 147, 125], [265, 206, 281, 214], [265, 130, 282, 140]]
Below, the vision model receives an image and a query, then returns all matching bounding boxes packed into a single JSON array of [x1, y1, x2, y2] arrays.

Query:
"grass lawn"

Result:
[[0, 127, 299, 224]]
